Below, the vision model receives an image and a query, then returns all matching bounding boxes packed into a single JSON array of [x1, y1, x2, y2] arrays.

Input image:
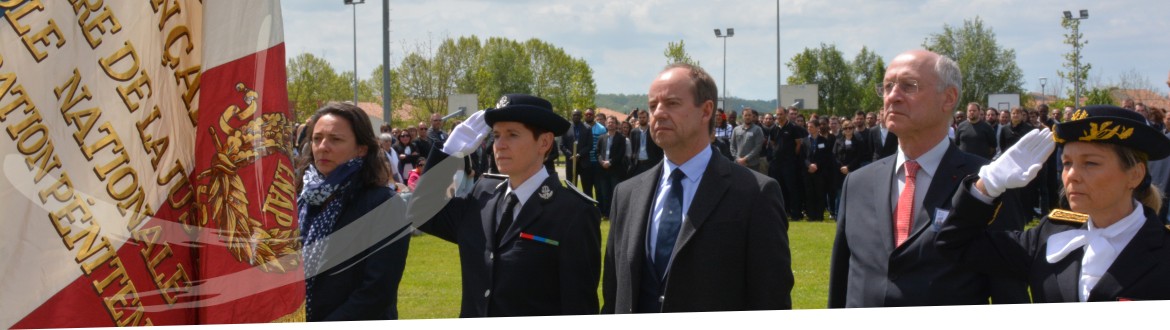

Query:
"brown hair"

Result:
[[295, 102, 391, 192]]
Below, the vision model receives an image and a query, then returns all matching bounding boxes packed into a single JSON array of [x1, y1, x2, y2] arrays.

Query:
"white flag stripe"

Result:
[[203, 0, 285, 70]]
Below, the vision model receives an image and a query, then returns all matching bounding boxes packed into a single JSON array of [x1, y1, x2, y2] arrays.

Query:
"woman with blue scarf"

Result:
[[296, 102, 410, 321]]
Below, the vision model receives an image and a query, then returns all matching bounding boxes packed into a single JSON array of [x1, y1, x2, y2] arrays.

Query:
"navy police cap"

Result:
[[484, 94, 570, 136]]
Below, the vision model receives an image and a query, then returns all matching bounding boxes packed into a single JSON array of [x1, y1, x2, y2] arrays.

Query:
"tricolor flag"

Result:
[[0, 0, 302, 327]]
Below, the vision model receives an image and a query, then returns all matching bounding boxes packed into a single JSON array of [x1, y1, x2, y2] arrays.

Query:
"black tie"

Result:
[[496, 193, 518, 245], [654, 169, 686, 278]]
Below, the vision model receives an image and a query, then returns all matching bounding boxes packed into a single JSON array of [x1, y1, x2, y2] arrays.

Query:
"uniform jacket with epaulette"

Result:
[[410, 151, 602, 317], [937, 177, 1170, 302]]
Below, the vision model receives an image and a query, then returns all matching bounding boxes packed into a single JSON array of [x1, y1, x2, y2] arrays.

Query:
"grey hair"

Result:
[[935, 54, 962, 110], [378, 132, 395, 143]]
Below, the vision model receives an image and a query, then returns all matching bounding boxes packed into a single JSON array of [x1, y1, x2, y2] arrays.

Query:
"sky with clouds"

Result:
[[282, 0, 1170, 105]]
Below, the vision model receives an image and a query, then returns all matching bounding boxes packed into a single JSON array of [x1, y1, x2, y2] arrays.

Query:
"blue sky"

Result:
[[282, 0, 1170, 103]]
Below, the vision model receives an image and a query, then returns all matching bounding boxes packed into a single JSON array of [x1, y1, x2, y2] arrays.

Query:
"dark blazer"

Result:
[[828, 142, 1028, 308], [602, 147, 793, 313], [412, 151, 602, 317], [561, 121, 595, 178], [834, 134, 865, 172], [597, 133, 629, 179], [937, 179, 1170, 302], [307, 185, 411, 321], [628, 127, 663, 172], [804, 134, 837, 172], [868, 126, 899, 162]]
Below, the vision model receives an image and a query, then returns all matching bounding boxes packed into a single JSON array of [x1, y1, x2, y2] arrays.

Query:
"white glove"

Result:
[[978, 128, 1056, 198], [441, 110, 489, 158]]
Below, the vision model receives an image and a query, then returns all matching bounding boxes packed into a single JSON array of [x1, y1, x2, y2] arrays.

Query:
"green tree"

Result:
[[664, 40, 699, 67], [1057, 17, 1091, 100], [1084, 87, 1115, 106], [851, 46, 885, 113], [476, 37, 533, 109], [785, 43, 854, 115], [286, 53, 344, 122], [923, 16, 1025, 108]]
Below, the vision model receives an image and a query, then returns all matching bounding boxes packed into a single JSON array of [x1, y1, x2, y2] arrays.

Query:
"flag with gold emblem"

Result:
[[0, 0, 301, 327]]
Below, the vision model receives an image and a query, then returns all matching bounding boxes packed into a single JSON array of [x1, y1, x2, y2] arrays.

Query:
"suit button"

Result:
[[484, 289, 491, 298], [489, 253, 494, 261], [658, 295, 665, 303]]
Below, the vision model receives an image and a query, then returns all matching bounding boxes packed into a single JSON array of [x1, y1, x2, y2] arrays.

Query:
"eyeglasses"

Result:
[[843, 127, 854, 130], [876, 79, 922, 96]]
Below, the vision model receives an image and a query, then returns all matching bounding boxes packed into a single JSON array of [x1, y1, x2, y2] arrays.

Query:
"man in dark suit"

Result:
[[829, 49, 1028, 308], [411, 94, 601, 317], [596, 116, 629, 217], [603, 63, 792, 313], [561, 109, 595, 189], [867, 112, 899, 162], [629, 109, 663, 176]]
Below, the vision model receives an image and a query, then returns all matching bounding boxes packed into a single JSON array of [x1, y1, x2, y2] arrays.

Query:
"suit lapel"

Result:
[[873, 156, 897, 251], [497, 176, 559, 248], [908, 144, 967, 242], [481, 182, 507, 251], [673, 150, 731, 260], [1052, 244, 1084, 302], [629, 162, 662, 279], [1089, 212, 1164, 301]]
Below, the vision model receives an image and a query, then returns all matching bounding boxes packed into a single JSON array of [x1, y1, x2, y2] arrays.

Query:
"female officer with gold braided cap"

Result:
[[937, 105, 1170, 302]]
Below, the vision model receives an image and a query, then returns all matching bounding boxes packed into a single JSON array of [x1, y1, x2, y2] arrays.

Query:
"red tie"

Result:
[[895, 160, 920, 247]]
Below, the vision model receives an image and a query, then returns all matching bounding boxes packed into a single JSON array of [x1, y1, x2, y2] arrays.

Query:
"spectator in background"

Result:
[[803, 119, 836, 221], [429, 113, 449, 147], [835, 119, 865, 175], [416, 121, 433, 159], [628, 108, 663, 176], [597, 117, 629, 217], [406, 158, 425, 190], [562, 109, 594, 193], [731, 108, 766, 173], [379, 132, 403, 187], [393, 130, 421, 177], [868, 108, 899, 162], [955, 102, 997, 160], [865, 111, 878, 129], [714, 108, 735, 160], [776, 107, 809, 220]]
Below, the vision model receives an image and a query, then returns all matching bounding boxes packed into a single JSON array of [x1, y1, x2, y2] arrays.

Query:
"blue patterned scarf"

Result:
[[299, 157, 364, 313]]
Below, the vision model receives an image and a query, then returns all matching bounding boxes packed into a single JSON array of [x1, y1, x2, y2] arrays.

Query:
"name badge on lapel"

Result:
[[933, 208, 950, 232]]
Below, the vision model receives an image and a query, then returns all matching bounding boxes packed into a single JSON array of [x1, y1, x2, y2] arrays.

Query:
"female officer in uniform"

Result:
[[937, 105, 1170, 302], [407, 94, 602, 316]]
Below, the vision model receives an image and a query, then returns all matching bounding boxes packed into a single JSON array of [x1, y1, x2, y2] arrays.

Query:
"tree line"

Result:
[[286, 36, 597, 126]]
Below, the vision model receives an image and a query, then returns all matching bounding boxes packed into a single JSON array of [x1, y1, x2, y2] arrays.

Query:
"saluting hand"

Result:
[[977, 128, 1055, 198], [442, 110, 490, 158]]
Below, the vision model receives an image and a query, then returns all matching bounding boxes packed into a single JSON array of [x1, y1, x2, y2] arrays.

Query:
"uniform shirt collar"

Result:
[[505, 166, 550, 209]]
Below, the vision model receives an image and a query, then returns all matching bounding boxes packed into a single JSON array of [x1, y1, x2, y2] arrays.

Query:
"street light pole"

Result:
[[1064, 9, 1088, 109], [346, 0, 366, 105], [714, 28, 734, 109], [1039, 77, 1047, 104]]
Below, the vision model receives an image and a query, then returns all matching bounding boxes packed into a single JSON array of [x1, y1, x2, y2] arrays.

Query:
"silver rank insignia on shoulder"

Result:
[[496, 96, 510, 108], [538, 185, 553, 200]]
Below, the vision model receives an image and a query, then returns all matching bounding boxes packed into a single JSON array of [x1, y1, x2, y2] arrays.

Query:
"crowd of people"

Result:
[[286, 49, 1170, 321]]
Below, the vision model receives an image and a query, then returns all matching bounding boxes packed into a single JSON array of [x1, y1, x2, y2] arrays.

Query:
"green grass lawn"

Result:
[[397, 219, 836, 319]]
